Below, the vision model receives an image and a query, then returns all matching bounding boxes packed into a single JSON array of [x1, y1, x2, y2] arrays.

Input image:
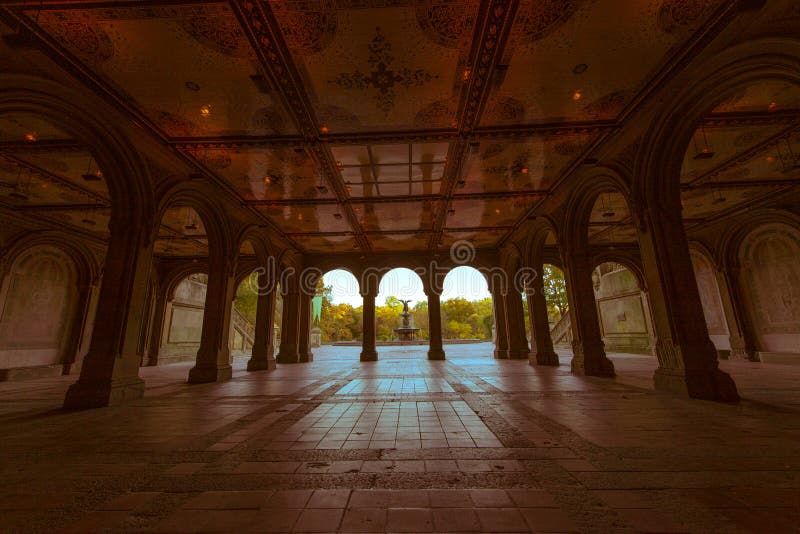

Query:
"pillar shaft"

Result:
[[492, 289, 509, 359], [61, 282, 96, 375], [563, 251, 615, 376], [638, 207, 738, 401], [298, 293, 314, 363], [63, 223, 152, 409], [527, 271, 559, 365], [427, 292, 445, 360], [144, 289, 168, 367], [188, 257, 236, 384], [248, 274, 277, 371], [715, 266, 757, 361], [277, 289, 300, 363], [361, 292, 378, 361]]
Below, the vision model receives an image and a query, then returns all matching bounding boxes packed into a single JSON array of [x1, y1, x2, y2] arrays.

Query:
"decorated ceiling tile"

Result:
[[291, 234, 358, 253], [160, 206, 207, 237], [679, 124, 788, 184], [270, 1, 477, 132], [680, 185, 784, 220], [30, 4, 296, 137], [480, 0, 724, 127], [0, 114, 72, 142], [12, 150, 110, 201], [369, 233, 432, 252], [711, 80, 800, 114], [458, 134, 596, 194], [354, 200, 436, 232], [446, 197, 534, 229], [188, 147, 334, 202], [256, 203, 352, 234]]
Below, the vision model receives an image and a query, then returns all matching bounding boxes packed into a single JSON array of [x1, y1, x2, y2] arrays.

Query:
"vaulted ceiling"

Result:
[[0, 0, 798, 258]]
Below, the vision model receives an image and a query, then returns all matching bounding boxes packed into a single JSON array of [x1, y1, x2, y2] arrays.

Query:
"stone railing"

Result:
[[550, 309, 572, 347], [231, 306, 255, 349]]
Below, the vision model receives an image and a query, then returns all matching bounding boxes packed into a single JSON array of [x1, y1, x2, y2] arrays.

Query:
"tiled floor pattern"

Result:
[[267, 401, 502, 450], [1, 343, 800, 533]]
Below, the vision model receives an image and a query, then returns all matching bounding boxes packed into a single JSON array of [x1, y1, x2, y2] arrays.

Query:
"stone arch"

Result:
[[562, 167, 634, 253], [0, 74, 154, 229], [634, 38, 800, 212], [590, 252, 646, 291]]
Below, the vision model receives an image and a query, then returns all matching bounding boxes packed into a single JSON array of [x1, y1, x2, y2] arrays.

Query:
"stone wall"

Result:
[[592, 264, 652, 355], [159, 275, 207, 364], [690, 250, 730, 353]]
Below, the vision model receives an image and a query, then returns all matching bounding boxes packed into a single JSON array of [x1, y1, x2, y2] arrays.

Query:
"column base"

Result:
[[427, 348, 446, 360], [654, 367, 739, 402], [570, 340, 615, 377], [299, 352, 314, 363], [360, 350, 378, 362], [530, 350, 560, 366], [63, 376, 145, 410], [507, 349, 529, 360], [276, 344, 299, 364], [188, 364, 232, 384], [247, 357, 277, 371], [493, 349, 509, 359]]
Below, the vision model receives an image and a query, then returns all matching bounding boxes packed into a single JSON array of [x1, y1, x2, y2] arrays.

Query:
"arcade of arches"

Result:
[[2, 2, 800, 532]]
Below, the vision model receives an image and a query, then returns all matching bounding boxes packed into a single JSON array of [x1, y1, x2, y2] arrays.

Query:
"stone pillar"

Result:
[[298, 292, 314, 363], [277, 287, 300, 363], [188, 255, 236, 384], [426, 291, 445, 360], [506, 290, 530, 359], [361, 290, 378, 362], [639, 290, 657, 356], [563, 250, 615, 376], [144, 287, 169, 367], [526, 271, 559, 365], [715, 266, 757, 361], [637, 206, 738, 401], [247, 272, 277, 371], [63, 221, 153, 409], [492, 288, 509, 359]]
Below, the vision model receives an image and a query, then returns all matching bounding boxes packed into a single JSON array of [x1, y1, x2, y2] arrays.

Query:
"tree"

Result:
[[542, 265, 568, 321]]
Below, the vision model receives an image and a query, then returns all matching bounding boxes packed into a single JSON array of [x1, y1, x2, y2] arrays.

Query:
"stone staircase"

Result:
[[550, 309, 572, 348]]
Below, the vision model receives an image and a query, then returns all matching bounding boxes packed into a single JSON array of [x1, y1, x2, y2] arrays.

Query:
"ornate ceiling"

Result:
[[0, 1, 798, 256]]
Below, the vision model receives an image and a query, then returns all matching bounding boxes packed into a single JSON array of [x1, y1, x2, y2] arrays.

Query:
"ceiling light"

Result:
[[320, 124, 329, 134], [250, 74, 271, 94], [333, 213, 342, 220], [82, 169, 103, 181], [184, 223, 198, 231], [316, 185, 329, 194], [768, 101, 778, 111], [521, 167, 529, 174], [200, 105, 212, 118], [495, 208, 500, 214], [264, 176, 272, 184], [767, 155, 776, 164], [457, 180, 466, 188], [24, 132, 37, 142], [462, 67, 471, 82], [601, 210, 616, 218], [185, 81, 200, 91], [572, 90, 583, 101], [336, 160, 343, 168], [572, 63, 588, 74], [82, 217, 96, 226], [448, 208, 455, 215]]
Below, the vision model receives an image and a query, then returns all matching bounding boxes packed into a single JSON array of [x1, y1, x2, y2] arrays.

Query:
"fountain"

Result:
[[393, 299, 420, 343]]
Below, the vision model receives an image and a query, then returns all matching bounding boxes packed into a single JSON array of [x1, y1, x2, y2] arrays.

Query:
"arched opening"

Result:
[[317, 269, 363, 346], [161, 272, 208, 365], [376, 267, 427, 356], [738, 223, 800, 361], [440, 266, 493, 343], [591, 262, 653, 355], [0, 113, 107, 381], [542, 263, 570, 349]]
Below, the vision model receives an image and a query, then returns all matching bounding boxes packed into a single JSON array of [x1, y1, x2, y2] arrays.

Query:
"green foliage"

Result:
[[543, 264, 569, 321], [233, 272, 259, 324]]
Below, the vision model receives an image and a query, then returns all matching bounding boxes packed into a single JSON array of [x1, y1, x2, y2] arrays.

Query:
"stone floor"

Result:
[[1, 343, 799, 533]]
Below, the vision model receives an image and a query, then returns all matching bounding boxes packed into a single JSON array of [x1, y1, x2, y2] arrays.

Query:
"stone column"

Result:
[[188, 255, 236, 384], [506, 290, 530, 359], [526, 271, 559, 365], [361, 290, 378, 362], [426, 291, 445, 360], [563, 250, 615, 376], [64, 221, 153, 409], [492, 288, 509, 359], [277, 287, 300, 363], [247, 272, 277, 371], [144, 287, 169, 367], [298, 292, 314, 363], [637, 206, 738, 401], [715, 266, 757, 361], [639, 290, 657, 356]]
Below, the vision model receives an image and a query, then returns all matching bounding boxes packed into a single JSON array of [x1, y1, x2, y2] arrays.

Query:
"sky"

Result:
[[322, 267, 492, 307]]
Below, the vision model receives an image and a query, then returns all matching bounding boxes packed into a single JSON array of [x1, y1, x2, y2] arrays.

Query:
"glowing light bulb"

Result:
[[320, 124, 329, 134], [24, 132, 37, 142], [572, 90, 583, 101], [199, 105, 212, 118], [768, 101, 778, 111]]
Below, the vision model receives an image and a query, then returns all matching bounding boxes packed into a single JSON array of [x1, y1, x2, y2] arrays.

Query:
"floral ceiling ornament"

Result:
[[328, 27, 438, 113]]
